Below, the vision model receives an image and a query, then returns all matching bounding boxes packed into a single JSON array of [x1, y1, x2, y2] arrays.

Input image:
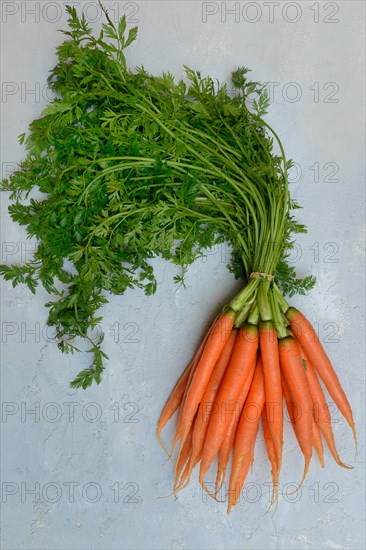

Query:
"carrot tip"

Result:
[[157, 489, 176, 499], [286, 457, 311, 496], [352, 427, 358, 455], [215, 469, 225, 496], [198, 461, 209, 487], [173, 475, 190, 494], [266, 484, 279, 517], [175, 458, 195, 493], [169, 436, 180, 457], [200, 479, 224, 503], [226, 493, 239, 514], [270, 480, 279, 505], [227, 496, 236, 515], [336, 461, 354, 470], [314, 446, 325, 468], [156, 430, 174, 463]]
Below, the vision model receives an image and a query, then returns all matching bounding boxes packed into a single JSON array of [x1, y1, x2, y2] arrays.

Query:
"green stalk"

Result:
[[273, 283, 290, 313], [234, 298, 255, 327], [135, 102, 264, 254], [229, 279, 259, 312], [247, 302, 259, 325], [257, 279, 272, 321], [268, 287, 287, 338]]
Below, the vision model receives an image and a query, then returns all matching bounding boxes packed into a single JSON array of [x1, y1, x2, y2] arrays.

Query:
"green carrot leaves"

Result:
[[1, 4, 313, 388]]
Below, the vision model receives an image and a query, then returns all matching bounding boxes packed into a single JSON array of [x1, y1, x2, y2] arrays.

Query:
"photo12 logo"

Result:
[[2, 399, 141, 424], [1, 82, 55, 104], [2, 480, 142, 504], [1, 2, 139, 24], [201, 2, 340, 24], [1, 318, 140, 346], [265, 81, 340, 104], [201, 480, 340, 504]]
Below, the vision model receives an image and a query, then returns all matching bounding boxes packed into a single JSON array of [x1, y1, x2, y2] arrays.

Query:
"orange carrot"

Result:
[[157, 362, 192, 450], [281, 373, 296, 423], [199, 324, 259, 485], [281, 373, 306, 457], [181, 313, 220, 405], [175, 459, 193, 494], [262, 405, 279, 503], [178, 310, 236, 452], [174, 421, 194, 492], [260, 321, 283, 471], [187, 329, 237, 482], [282, 371, 323, 467], [250, 423, 259, 474], [215, 359, 256, 493], [286, 307, 356, 445], [228, 425, 259, 513], [301, 348, 353, 469], [312, 419, 325, 468], [227, 360, 265, 513], [170, 312, 227, 453], [279, 336, 313, 489]]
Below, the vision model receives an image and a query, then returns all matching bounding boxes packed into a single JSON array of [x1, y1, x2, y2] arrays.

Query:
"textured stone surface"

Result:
[[1, 1, 365, 549]]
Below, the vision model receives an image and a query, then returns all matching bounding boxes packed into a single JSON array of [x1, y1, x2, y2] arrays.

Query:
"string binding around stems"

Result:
[[250, 272, 274, 281]]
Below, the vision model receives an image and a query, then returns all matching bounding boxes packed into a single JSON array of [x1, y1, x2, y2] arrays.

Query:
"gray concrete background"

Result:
[[1, 1, 365, 549]]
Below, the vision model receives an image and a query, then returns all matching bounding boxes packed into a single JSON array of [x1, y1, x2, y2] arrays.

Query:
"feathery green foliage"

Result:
[[1, 2, 314, 388]]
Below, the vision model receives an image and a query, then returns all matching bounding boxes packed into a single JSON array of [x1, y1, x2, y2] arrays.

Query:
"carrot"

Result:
[[250, 423, 259, 475], [227, 360, 265, 514], [260, 321, 283, 472], [178, 310, 235, 448], [174, 421, 194, 492], [301, 348, 353, 469], [281, 373, 296, 422], [175, 459, 192, 494], [312, 419, 325, 468], [199, 323, 259, 485], [186, 329, 237, 483], [286, 307, 356, 446], [215, 359, 256, 493], [279, 336, 313, 489], [283, 370, 323, 468], [170, 312, 224, 453], [262, 405, 279, 503], [228, 423, 259, 514], [157, 362, 192, 454], [281, 373, 307, 461], [181, 313, 220, 405]]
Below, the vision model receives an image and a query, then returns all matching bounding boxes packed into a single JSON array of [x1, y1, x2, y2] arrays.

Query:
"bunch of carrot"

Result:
[[157, 284, 356, 513], [0, 2, 353, 511]]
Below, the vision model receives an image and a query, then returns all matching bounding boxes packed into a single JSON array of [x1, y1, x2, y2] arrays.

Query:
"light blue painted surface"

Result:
[[1, 2, 365, 548]]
